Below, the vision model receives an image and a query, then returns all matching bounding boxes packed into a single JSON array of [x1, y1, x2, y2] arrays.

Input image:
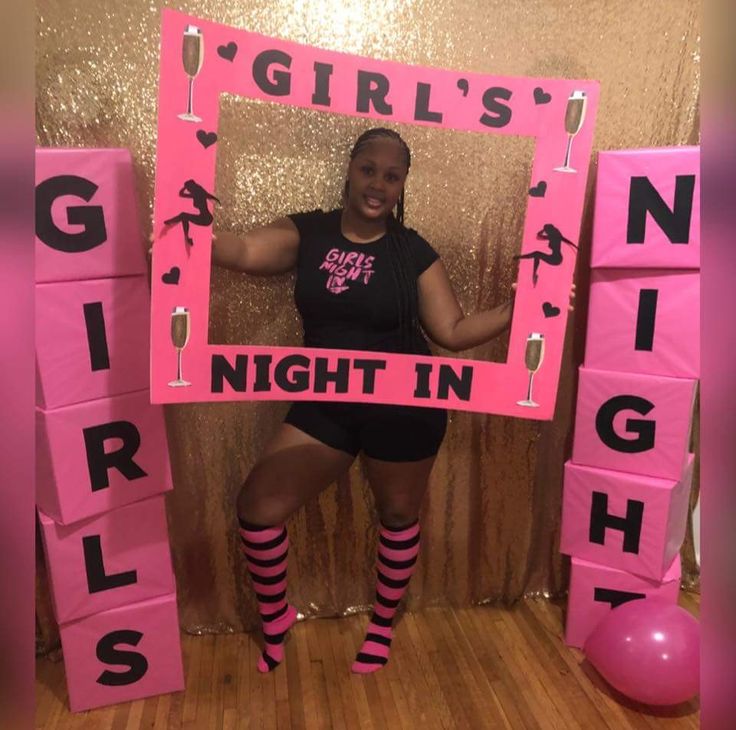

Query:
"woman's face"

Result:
[[345, 138, 408, 222]]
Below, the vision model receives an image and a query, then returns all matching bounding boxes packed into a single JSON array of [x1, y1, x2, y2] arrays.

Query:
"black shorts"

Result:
[[284, 401, 447, 462]]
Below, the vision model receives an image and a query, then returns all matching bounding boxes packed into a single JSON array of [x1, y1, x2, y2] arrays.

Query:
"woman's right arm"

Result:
[[212, 216, 300, 276]]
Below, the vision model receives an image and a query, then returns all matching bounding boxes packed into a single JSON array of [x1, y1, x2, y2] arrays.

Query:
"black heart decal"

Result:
[[529, 181, 547, 197], [196, 130, 218, 149], [162, 267, 181, 285], [217, 42, 238, 61], [456, 78, 469, 97], [534, 87, 552, 104], [542, 302, 560, 318]]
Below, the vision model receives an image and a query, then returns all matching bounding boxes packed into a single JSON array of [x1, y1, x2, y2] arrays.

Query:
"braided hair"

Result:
[[346, 128, 422, 353]]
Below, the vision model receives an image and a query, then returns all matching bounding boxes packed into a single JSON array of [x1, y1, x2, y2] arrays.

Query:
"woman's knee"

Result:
[[377, 504, 421, 529], [236, 469, 298, 526], [237, 474, 278, 526]]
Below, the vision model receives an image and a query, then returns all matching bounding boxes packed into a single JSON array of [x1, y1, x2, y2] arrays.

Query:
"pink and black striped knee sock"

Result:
[[351, 518, 420, 674], [238, 518, 298, 673]]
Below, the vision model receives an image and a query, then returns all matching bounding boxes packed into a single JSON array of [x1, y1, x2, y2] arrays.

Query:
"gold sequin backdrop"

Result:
[[36, 1, 700, 650]]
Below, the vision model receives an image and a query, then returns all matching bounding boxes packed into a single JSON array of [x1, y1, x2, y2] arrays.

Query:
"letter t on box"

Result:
[[565, 555, 681, 648]]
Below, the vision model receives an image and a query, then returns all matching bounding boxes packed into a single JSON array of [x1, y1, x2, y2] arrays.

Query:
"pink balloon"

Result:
[[583, 598, 699, 706]]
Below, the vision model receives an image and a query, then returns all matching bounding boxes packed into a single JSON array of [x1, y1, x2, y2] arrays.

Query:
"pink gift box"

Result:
[[36, 276, 151, 410], [59, 592, 184, 713], [565, 554, 680, 648], [560, 455, 694, 581], [36, 276, 150, 409], [35, 148, 147, 283], [36, 389, 172, 525], [585, 269, 699, 378], [591, 147, 699, 269], [37, 495, 175, 624], [572, 367, 696, 480]]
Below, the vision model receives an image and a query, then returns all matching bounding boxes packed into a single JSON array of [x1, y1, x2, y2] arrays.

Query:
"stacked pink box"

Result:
[[35, 149, 184, 711], [561, 146, 699, 648]]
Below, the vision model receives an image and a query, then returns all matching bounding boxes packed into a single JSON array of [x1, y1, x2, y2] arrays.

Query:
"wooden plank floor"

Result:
[[36, 594, 700, 729]]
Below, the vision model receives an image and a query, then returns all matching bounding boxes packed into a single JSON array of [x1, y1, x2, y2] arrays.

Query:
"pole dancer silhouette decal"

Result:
[[164, 179, 219, 246], [514, 223, 577, 286]]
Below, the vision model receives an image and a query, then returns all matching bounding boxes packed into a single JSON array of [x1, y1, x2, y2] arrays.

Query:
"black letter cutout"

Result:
[[634, 289, 658, 351], [414, 82, 443, 123], [479, 87, 512, 128], [437, 364, 473, 401], [83, 421, 148, 492], [356, 71, 393, 115], [83, 535, 138, 593], [589, 491, 644, 554], [274, 355, 311, 392], [312, 62, 333, 106], [595, 395, 655, 453], [211, 354, 248, 393], [593, 588, 646, 609], [353, 359, 386, 394], [627, 175, 695, 244], [35, 175, 107, 253], [96, 630, 149, 686], [83, 302, 111, 371], [253, 50, 292, 96], [413, 363, 433, 398], [313, 358, 350, 393], [252, 354, 272, 392]]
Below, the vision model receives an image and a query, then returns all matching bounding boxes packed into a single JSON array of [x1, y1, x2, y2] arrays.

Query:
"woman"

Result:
[[207, 127, 573, 674]]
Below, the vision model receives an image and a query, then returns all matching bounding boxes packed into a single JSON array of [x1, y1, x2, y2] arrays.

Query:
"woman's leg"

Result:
[[352, 455, 436, 673], [237, 423, 355, 672]]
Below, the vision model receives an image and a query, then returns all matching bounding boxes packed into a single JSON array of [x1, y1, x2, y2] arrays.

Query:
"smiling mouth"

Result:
[[364, 195, 384, 209]]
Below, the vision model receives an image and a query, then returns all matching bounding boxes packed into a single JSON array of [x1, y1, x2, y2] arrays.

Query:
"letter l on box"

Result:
[[37, 495, 175, 624]]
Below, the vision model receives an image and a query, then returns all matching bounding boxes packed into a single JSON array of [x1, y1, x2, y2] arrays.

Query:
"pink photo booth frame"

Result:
[[151, 9, 599, 418]]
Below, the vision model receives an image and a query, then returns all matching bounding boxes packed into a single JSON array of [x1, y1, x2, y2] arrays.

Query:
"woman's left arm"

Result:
[[417, 260, 513, 352], [417, 260, 575, 353]]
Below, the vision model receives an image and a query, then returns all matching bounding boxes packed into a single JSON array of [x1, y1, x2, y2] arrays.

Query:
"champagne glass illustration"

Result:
[[554, 90, 587, 173], [178, 25, 204, 122], [168, 307, 191, 387], [517, 333, 545, 407]]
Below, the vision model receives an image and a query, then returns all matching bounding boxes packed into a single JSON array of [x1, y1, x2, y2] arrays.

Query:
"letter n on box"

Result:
[[572, 366, 696, 480], [37, 495, 175, 624], [36, 389, 172, 525], [36, 276, 152, 410], [564, 555, 680, 648], [59, 593, 184, 713], [35, 148, 147, 283], [591, 146, 699, 269], [560, 455, 694, 581], [585, 269, 699, 378]]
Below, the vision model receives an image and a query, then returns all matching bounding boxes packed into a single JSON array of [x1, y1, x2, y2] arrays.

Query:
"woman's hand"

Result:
[[508, 281, 576, 311]]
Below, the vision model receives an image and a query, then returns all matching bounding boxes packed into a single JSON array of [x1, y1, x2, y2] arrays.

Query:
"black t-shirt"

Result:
[[288, 208, 439, 354]]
